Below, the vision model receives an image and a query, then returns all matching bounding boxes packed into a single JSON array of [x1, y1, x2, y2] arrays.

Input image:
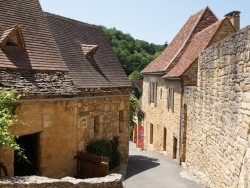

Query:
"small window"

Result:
[[0, 25, 25, 48], [150, 123, 153, 144], [149, 82, 157, 105], [160, 88, 163, 100], [94, 116, 100, 135], [168, 87, 174, 112], [6, 35, 19, 47], [119, 110, 124, 133]]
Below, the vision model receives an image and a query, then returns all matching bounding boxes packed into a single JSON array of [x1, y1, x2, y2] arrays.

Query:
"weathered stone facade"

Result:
[[142, 75, 182, 160], [184, 26, 250, 187], [1, 94, 130, 178]]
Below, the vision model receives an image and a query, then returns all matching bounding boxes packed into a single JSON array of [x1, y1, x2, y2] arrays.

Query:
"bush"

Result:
[[86, 137, 121, 170]]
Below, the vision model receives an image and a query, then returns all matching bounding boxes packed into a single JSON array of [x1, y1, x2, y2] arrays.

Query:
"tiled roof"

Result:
[[141, 7, 218, 74], [45, 13, 131, 89], [0, 0, 68, 71], [165, 19, 225, 78], [0, 27, 14, 44]]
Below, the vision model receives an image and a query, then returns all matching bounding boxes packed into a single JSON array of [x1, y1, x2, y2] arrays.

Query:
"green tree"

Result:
[[129, 95, 145, 140], [0, 90, 27, 175], [129, 71, 143, 99], [101, 26, 167, 76]]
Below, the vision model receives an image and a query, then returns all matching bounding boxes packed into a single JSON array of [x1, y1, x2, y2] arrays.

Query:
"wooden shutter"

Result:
[[148, 83, 151, 104], [154, 82, 157, 107]]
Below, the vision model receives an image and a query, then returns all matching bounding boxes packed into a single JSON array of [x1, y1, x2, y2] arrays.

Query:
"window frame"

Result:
[[167, 87, 174, 112], [149, 82, 157, 106]]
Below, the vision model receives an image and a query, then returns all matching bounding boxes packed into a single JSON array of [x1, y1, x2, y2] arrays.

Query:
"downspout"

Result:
[[178, 78, 184, 165]]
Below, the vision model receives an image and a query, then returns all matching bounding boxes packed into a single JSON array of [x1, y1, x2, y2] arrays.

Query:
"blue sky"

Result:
[[40, 0, 250, 45]]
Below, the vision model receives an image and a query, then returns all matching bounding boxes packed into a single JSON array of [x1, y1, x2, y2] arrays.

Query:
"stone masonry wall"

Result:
[[142, 75, 182, 160], [0, 94, 130, 178], [0, 174, 123, 188], [183, 26, 250, 188]]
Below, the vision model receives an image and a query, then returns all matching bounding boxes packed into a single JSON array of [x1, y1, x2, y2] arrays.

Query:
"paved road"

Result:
[[124, 142, 200, 188]]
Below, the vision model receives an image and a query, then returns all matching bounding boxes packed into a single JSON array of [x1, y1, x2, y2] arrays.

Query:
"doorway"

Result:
[[163, 128, 167, 151], [14, 133, 39, 176], [173, 136, 177, 159]]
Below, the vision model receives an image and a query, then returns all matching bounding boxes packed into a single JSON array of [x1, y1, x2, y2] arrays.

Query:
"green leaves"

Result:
[[0, 90, 26, 160], [129, 95, 145, 139], [101, 26, 167, 76]]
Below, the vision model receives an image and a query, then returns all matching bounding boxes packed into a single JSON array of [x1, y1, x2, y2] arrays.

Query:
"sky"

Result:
[[40, 1, 250, 45]]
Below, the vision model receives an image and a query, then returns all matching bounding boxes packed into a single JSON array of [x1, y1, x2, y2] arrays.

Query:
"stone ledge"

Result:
[[0, 174, 123, 188]]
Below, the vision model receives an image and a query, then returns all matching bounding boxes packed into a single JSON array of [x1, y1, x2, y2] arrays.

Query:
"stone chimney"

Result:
[[224, 11, 241, 31]]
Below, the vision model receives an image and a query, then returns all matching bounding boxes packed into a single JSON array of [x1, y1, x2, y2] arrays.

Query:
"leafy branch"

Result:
[[0, 90, 27, 161]]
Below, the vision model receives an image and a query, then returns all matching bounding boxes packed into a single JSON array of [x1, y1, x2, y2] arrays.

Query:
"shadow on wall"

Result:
[[125, 155, 159, 179]]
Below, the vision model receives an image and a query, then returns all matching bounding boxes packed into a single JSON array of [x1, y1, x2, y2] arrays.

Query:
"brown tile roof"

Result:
[[0, 0, 68, 71], [45, 13, 131, 89], [165, 19, 226, 78], [141, 7, 218, 74]]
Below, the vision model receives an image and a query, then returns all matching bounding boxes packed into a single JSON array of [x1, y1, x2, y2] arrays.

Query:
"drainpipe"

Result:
[[178, 78, 184, 165]]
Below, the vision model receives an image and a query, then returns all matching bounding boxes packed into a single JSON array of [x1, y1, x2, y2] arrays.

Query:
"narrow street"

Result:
[[124, 142, 200, 188]]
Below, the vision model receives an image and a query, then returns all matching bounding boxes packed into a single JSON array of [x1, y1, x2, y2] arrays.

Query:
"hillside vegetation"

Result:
[[101, 26, 167, 76]]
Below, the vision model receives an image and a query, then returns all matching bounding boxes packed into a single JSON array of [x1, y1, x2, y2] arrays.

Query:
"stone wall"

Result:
[[0, 174, 123, 188], [0, 69, 78, 95], [142, 75, 182, 160], [0, 94, 130, 178], [183, 26, 250, 187]]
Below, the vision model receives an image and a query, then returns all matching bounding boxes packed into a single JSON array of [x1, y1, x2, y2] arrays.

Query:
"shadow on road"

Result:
[[125, 155, 160, 180]]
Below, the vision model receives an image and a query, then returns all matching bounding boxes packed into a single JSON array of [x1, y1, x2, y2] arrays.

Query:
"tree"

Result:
[[0, 90, 26, 175], [101, 26, 167, 75], [129, 95, 145, 140], [129, 71, 143, 99], [128, 71, 143, 80]]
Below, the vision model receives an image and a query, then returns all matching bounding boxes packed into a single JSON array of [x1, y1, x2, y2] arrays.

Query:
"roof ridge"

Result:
[[163, 7, 208, 71], [44, 12, 101, 31]]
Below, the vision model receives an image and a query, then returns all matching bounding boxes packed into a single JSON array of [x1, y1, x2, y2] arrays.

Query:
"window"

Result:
[[6, 35, 19, 47], [168, 87, 174, 112], [149, 82, 157, 105], [119, 110, 124, 133], [94, 116, 100, 135], [0, 25, 25, 48], [150, 123, 153, 144], [160, 88, 163, 100]]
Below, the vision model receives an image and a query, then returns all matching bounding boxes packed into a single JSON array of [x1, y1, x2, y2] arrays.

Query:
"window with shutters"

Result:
[[149, 82, 157, 105], [168, 87, 174, 112]]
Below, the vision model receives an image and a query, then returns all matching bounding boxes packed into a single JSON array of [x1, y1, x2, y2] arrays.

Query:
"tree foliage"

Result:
[[129, 95, 145, 139], [0, 90, 26, 159], [128, 71, 143, 80], [101, 26, 167, 76]]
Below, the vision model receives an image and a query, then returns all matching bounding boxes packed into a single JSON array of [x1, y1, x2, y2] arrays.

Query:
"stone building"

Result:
[[183, 25, 250, 188], [141, 7, 236, 162], [0, 0, 131, 178]]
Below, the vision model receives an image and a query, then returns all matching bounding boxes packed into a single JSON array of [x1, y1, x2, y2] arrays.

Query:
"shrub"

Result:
[[86, 137, 121, 170]]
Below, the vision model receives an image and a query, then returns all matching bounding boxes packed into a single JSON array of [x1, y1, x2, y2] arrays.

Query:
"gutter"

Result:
[[16, 94, 130, 103], [163, 77, 182, 80], [178, 78, 184, 165]]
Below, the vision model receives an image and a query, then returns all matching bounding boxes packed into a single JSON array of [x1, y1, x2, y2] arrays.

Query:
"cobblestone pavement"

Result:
[[124, 142, 200, 188]]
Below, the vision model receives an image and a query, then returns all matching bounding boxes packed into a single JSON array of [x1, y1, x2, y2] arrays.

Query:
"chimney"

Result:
[[224, 11, 241, 31]]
